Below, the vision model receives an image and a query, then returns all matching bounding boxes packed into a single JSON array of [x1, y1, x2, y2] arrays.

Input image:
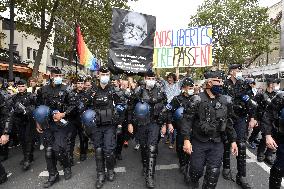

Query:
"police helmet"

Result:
[[134, 102, 150, 119], [33, 105, 50, 125], [173, 107, 184, 121], [81, 109, 96, 128], [181, 78, 194, 88]]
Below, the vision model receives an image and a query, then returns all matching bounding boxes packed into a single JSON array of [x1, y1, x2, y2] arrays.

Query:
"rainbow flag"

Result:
[[76, 26, 99, 71]]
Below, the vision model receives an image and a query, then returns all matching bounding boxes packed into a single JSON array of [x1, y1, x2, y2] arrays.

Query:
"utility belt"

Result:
[[95, 108, 114, 126]]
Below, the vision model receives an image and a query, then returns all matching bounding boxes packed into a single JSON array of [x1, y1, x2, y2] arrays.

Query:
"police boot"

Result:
[[95, 148, 105, 189], [141, 145, 148, 176], [269, 165, 282, 189], [187, 169, 200, 189], [43, 172, 59, 188], [202, 167, 220, 189], [146, 145, 157, 189], [236, 142, 252, 189], [106, 153, 116, 182], [44, 147, 59, 188], [222, 142, 233, 181], [55, 149, 72, 180], [0, 163, 7, 184], [22, 142, 34, 171], [0, 173, 7, 184]]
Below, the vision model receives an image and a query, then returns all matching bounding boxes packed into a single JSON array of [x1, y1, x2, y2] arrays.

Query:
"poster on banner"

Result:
[[153, 26, 213, 68], [108, 8, 156, 74]]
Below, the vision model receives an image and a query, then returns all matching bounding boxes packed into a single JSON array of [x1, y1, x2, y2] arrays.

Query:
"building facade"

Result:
[[243, 1, 283, 79]]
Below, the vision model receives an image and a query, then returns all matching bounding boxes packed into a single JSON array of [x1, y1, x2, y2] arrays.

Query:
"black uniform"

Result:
[[10, 90, 36, 170], [262, 92, 284, 189], [69, 89, 93, 162], [181, 92, 237, 189], [166, 93, 192, 174], [114, 86, 131, 160], [36, 83, 76, 187], [0, 90, 12, 162], [222, 77, 256, 188], [128, 83, 167, 188], [91, 83, 123, 188], [252, 89, 277, 163], [0, 90, 12, 184]]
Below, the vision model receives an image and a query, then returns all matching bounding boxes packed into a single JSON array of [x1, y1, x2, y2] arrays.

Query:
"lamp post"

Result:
[[8, 0, 15, 81]]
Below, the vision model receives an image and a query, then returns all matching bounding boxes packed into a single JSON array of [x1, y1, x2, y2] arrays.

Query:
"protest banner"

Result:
[[153, 26, 213, 68], [108, 8, 156, 74]]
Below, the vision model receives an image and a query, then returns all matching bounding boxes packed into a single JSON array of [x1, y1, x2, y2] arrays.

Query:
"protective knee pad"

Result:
[[203, 167, 220, 189], [45, 147, 53, 159], [95, 148, 104, 160], [95, 148, 105, 172], [149, 145, 158, 158], [190, 167, 203, 183], [105, 153, 116, 170], [269, 166, 283, 189], [236, 142, 246, 160]]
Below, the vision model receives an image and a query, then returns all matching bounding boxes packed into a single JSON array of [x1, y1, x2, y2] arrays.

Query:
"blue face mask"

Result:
[[53, 77, 63, 85], [210, 85, 223, 96], [100, 76, 110, 85]]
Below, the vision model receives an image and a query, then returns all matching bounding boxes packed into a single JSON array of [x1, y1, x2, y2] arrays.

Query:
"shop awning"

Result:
[[0, 62, 32, 73]]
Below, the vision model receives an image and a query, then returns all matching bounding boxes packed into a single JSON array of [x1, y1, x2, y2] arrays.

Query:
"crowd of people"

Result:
[[0, 64, 284, 189]]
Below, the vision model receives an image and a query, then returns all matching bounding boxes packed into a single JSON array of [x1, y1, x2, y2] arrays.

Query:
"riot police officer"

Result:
[[263, 92, 284, 188], [0, 89, 11, 184], [36, 68, 76, 188], [111, 75, 131, 160], [166, 77, 195, 175], [250, 77, 280, 165], [10, 79, 36, 170], [128, 70, 167, 188], [182, 71, 238, 189], [69, 76, 93, 163], [91, 66, 124, 189], [222, 64, 257, 189]]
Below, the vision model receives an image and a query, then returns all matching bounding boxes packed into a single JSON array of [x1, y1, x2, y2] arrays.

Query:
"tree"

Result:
[[189, 0, 280, 68], [54, 0, 131, 66], [0, 0, 132, 77]]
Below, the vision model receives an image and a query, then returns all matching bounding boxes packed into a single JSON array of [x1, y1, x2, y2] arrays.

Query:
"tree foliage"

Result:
[[0, 0, 131, 77], [189, 0, 280, 67]]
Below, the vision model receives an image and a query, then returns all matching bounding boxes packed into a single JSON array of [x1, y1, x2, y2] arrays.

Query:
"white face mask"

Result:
[[100, 76, 110, 85], [188, 89, 194, 96], [53, 77, 63, 85], [145, 80, 156, 89], [274, 85, 280, 91], [235, 72, 243, 80], [252, 88, 258, 95]]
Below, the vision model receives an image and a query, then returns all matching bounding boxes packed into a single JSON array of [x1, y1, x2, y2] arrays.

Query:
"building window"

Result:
[[52, 58, 58, 67], [33, 50, 37, 60], [27, 47, 31, 59]]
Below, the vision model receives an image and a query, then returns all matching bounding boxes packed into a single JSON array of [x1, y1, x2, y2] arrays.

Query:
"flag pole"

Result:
[[75, 24, 79, 78]]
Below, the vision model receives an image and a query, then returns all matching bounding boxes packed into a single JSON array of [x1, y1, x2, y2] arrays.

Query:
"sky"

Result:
[[128, 0, 281, 30]]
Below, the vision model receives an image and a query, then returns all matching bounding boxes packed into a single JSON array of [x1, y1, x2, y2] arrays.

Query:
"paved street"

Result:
[[1, 140, 283, 189]]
